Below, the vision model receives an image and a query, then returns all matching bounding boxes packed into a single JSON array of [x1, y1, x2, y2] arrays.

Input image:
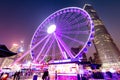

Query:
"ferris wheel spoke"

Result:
[[59, 18, 89, 31], [13, 34, 49, 64], [72, 14, 86, 21], [57, 33, 85, 45], [68, 14, 82, 23], [57, 13, 74, 27], [55, 14, 68, 27], [60, 17, 88, 30], [63, 12, 81, 23], [61, 14, 85, 28], [54, 33, 68, 59], [62, 12, 69, 21], [59, 14, 66, 22], [50, 39, 56, 60], [35, 35, 52, 61], [55, 15, 60, 24], [32, 34, 49, 46], [60, 30, 89, 35], [59, 13, 67, 23], [34, 33, 47, 39], [73, 20, 88, 27], [58, 16, 76, 29], [56, 34, 75, 58], [59, 23, 88, 31], [55, 12, 68, 25], [72, 20, 89, 27], [62, 13, 74, 22], [39, 38, 55, 63], [66, 18, 88, 29], [52, 41, 56, 60], [37, 29, 46, 33]]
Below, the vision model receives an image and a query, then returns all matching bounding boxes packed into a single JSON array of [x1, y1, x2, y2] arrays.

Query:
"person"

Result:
[[42, 69, 49, 80], [16, 71, 20, 80], [0, 72, 4, 79], [13, 71, 20, 80], [77, 74, 80, 80], [106, 71, 112, 79], [13, 72, 17, 80], [55, 71, 57, 80]]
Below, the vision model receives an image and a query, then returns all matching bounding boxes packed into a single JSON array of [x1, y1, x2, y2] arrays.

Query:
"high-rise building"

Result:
[[93, 52, 101, 64], [83, 4, 120, 69]]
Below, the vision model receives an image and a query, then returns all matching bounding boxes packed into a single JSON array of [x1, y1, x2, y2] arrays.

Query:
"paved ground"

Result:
[[8, 76, 42, 80], [8, 77, 42, 80]]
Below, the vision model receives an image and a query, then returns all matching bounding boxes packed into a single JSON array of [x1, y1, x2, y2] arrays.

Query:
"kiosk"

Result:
[[48, 59, 90, 80]]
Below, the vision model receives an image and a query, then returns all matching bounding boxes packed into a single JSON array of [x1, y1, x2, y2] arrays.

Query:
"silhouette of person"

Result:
[[55, 71, 57, 80], [42, 69, 49, 80], [13, 72, 17, 80], [0, 72, 4, 79], [13, 71, 20, 80], [16, 71, 20, 80]]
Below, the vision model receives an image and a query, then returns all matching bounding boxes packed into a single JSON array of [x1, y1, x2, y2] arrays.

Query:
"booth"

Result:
[[48, 59, 88, 80]]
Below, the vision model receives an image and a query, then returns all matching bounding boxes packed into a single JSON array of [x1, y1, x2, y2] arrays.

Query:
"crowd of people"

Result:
[[0, 68, 50, 80], [77, 70, 120, 80], [0, 69, 120, 80]]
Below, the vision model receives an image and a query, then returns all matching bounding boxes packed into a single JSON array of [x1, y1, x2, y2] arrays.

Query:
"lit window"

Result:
[[96, 28, 100, 31], [91, 9, 96, 12], [95, 41, 100, 44], [94, 20, 103, 26]]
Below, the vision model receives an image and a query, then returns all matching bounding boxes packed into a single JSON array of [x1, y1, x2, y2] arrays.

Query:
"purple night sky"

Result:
[[0, 0, 120, 57]]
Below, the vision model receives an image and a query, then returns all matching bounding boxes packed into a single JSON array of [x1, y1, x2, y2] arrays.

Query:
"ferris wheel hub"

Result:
[[47, 24, 56, 34]]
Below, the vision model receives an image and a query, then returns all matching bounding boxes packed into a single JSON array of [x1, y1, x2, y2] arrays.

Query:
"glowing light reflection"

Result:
[[47, 24, 56, 34]]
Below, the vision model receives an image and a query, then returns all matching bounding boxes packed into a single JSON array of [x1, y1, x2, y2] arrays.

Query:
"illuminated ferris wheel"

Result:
[[30, 7, 94, 62]]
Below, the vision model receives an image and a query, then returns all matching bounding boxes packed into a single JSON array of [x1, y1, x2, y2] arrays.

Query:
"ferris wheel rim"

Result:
[[30, 7, 94, 61]]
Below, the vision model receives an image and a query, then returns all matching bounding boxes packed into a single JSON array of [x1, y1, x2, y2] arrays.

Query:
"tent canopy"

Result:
[[0, 44, 17, 57]]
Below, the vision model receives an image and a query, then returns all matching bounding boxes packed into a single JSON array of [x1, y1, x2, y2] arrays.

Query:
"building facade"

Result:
[[83, 4, 120, 69]]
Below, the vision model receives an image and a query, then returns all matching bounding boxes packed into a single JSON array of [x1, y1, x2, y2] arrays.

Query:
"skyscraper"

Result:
[[83, 4, 120, 69]]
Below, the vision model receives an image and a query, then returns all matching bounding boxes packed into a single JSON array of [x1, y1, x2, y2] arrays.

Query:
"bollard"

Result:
[[33, 75, 38, 80]]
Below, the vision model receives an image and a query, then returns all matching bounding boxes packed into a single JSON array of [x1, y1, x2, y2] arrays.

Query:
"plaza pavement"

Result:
[[8, 76, 42, 80]]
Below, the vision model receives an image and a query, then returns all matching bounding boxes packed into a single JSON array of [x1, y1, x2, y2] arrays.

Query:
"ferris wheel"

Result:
[[30, 7, 94, 62]]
